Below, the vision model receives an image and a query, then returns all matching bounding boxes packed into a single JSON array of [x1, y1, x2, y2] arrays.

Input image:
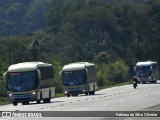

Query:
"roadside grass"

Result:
[[55, 93, 65, 97], [97, 80, 132, 91], [0, 97, 10, 105]]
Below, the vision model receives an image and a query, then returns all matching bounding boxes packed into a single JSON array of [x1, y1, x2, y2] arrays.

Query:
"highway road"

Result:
[[1, 81, 160, 120]]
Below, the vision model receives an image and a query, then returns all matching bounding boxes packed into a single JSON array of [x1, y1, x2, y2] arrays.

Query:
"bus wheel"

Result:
[[37, 100, 41, 104], [67, 94, 70, 97], [72, 94, 78, 97], [22, 102, 29, 105], [142, 81, 146, 84], [13, 102, 17, 106], [43, 99, 47, 103], [22, 102, 26, 105], [85, 92, 88, 96], [47, 98, 51, 103]]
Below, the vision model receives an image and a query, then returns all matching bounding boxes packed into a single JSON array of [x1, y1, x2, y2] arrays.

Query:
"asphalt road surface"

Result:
[[1, 81, 160, 120]]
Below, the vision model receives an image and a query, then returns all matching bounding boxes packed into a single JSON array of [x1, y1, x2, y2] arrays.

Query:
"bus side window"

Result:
[[152, 64, 157, 69], [39, 67, 54, 80]]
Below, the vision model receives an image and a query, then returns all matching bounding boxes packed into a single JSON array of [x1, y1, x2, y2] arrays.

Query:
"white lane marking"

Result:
[[102, 104, 109, 107], [133, 96, 138, 99], [119, 100, 126, 103], [79, 108, 88, 111], [144, 94, 148, 97]]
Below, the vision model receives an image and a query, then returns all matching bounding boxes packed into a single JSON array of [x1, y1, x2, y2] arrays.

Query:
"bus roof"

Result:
[[8, 62, 52, 72], [136, 61, 157, 66], [62, 62, 94, 71]]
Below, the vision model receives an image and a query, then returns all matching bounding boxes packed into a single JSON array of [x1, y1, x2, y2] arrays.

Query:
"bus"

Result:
[[134, 61, 158, 83], [60, 62, 97, 97], [3, 62, 55, 106]]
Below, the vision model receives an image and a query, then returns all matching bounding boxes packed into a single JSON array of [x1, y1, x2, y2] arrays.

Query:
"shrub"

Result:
[[96, 60, 129, 87]]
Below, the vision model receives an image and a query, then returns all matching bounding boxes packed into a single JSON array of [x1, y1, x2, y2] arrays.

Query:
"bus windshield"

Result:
[[62, 69, 87, 86], [135, 66, 151, 77], [7, 71, 38, 92]]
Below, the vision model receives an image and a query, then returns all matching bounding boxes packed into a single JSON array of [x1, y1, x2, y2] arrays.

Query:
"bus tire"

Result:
[[72, 94, 78, 97], [43, 99, 47, 103], [48, 98, 51, 103], [89, 92, 92, 95], [22, 102, 25, 105], [67, 94, 70, 97], [85, 92, 88, 95], [142, 81, 146, 84], [13, 102, 17, 106], [22, 101, 29, 105], [37, 100, 41, 104], [45, 98, 50, 103]]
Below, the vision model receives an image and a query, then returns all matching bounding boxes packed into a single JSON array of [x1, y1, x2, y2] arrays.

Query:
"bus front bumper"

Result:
[[137, 77, 151, 82], [64, 90, 86, 95], [8, 92, 38, 102]]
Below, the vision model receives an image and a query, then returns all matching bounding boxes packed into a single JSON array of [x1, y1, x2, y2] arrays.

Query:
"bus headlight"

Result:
[[64, 91, 68, 94], [32, 92, 36, 95], [9, 93, 12, 96]]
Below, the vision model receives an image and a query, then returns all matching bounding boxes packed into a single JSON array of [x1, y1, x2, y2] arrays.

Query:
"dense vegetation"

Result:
[[0, 0, 160, 101], [0, 0, 52, 35]]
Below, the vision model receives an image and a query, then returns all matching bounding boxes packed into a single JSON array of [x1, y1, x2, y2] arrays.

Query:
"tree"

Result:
[[26, 38, 40, 61]]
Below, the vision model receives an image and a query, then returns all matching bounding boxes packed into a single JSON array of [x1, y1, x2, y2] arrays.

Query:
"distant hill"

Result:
[[0, 0, 52, 36], [0, 0, 150, 36]]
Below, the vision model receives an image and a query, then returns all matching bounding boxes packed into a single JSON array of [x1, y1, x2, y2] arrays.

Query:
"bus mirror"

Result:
[[59, 71, 62, 75], [37, 70, 41, 80], [134, 67, 136, 71], [3, 72, 7, 81], [150, 66, 152, 70], [59, 71, 63, 79]]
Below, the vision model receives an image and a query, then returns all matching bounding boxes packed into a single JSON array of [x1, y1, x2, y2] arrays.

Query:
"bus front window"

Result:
[[62, 69, 87, 86], [135, 66, 151, 77], [7, 71, 38, 92]]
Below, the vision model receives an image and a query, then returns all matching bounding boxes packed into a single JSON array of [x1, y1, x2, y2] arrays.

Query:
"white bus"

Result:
[[3, 62, 55, 106], [134, 61, 158, 83], [60, 62, 97, 97]]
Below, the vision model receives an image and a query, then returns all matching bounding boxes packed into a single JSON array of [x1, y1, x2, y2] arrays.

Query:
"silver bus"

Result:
[[3, 62, 55, 106], [134, 61, 158, 83], [60, 62, 97, 97]]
